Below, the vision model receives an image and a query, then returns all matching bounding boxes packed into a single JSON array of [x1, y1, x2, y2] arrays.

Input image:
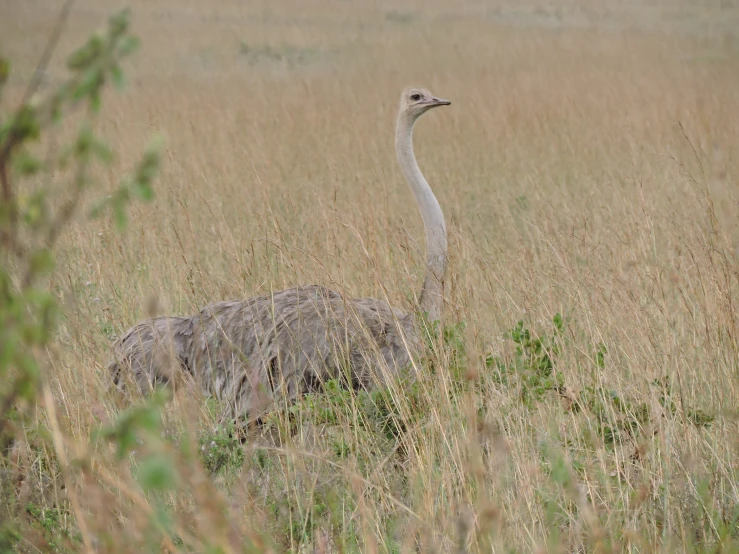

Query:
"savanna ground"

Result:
[[2, 0, 739, 552]]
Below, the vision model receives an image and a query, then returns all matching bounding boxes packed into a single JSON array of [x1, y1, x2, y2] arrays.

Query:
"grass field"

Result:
[[2, 0, 739, 552]]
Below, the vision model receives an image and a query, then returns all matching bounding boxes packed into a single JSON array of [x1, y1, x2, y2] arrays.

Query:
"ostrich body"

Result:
[[109, 87, 450, 421]]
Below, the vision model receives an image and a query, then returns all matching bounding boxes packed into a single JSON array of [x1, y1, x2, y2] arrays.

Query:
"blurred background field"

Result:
[[2, 0, 739, 551]]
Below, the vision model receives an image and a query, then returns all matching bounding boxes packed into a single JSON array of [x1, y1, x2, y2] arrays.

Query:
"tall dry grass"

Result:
[[2, 0, 739, 551]]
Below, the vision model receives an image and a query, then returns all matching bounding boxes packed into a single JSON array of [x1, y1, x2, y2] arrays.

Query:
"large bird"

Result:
[[109, 87, 451, 423]]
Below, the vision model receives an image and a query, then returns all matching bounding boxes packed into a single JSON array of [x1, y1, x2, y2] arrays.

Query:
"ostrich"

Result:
[[109, 87, 451, 422]]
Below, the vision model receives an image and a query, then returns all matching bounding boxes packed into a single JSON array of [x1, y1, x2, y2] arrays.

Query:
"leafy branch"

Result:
[[0, 6, 162, 479]]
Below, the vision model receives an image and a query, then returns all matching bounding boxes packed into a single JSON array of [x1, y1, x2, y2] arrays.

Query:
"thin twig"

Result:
[[0, 0, 76, 164], [0, 0, 76, 256]]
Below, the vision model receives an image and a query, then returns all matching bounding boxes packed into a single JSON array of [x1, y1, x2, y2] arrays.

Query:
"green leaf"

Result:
[[152, 502, 174, 535], [97, 392, 167, 459], [108, 9, 131, 38], [0, 119, 11, 146], [74, 125, 95, 159], [14, 351, 40, 384], [132, 180, 153, 201], [13, 149, 43, 175], [113, 199, 127, 230], [0, 58, 9, 86], [0, 520, 21, 551], [137, 452, 177, 491], [89, 88, 102, 113], [118, 35, 140, 57], [687, 409, 714, 428], [71, 68, 102, 103], [0, 332, 18, 370], [29, 248, 55, 276], [67, 34, 104, 71], [552, 312, 563, 332], [19, 287, 59, 345], [128, 135, 163, 202], [110, 63, 126, 91], [90, 135, 113, 163], [48, 90, 65, 124], [13, 105, 41, 142]]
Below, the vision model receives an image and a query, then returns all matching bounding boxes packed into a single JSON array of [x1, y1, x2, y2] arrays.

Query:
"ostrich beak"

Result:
[[427, 96, 451, 107]]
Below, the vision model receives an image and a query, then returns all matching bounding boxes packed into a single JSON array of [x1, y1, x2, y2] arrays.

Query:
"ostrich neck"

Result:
[[395, 113, 447, 323]]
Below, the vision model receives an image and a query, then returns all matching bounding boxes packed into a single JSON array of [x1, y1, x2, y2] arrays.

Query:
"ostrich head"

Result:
[[399, 87, 451, 121]]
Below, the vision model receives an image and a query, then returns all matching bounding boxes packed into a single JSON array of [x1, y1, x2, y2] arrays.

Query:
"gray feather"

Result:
[[108, 285, 420, 421]]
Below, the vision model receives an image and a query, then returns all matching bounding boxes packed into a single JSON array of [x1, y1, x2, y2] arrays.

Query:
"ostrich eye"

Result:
[[410, 93, 422, 101]]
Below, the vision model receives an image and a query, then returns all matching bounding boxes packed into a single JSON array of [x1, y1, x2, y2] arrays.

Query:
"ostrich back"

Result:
[[190, 285, 419, 420], [109, 285, 420, 421]]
